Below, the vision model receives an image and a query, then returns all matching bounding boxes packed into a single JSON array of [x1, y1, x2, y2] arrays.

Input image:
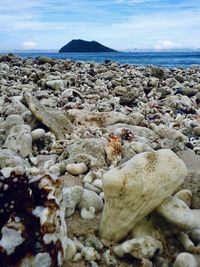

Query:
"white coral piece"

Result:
[[100, 149, 187, 243]]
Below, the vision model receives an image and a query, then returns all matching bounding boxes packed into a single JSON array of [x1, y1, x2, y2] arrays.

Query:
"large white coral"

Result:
[[99, 149, 187, 243]]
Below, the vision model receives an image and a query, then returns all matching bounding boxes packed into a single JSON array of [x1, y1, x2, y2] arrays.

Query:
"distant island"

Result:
[[59, 39, 117, 53]]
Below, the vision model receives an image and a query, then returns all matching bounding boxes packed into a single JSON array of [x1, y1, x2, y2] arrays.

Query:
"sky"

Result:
[[0, 0, 200, 51]]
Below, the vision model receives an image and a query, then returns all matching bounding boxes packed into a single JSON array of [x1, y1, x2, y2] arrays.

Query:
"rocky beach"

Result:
[[0, 53, 200, 267]]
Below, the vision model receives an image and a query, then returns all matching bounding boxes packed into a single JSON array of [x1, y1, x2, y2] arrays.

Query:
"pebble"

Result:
[[31, 128, 46, 140], [66, 162, 88, 175], [78, 189, 104, 211], [80, 207, 96, 220]]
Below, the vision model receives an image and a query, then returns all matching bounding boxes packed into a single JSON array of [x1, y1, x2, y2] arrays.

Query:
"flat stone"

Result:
[[22, 93, 74, 139]]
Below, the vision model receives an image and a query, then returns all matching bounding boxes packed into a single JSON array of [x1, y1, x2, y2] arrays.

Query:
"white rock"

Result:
[[113, 236, 162, 259], [173, 252, 197, 267], [62, 186, 84, 217], [81, 247, 100, 261], [78, 189, 103, 211], [66, 163, 88, 176], [156, 196, 200, 231], [100, 149, 187, 243], [31, 128, 45, 140], [92, 179, 103, 189], [4, 124, 32, 158], [84, 183, 101, 194], [72, 253, 82, 262], [65, 238, 77, 260], [81, 207, 96, 220], [83, 170, 95, 184]]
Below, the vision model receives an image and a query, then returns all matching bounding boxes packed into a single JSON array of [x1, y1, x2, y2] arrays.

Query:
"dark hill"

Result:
[[59, 39, 117, 53]]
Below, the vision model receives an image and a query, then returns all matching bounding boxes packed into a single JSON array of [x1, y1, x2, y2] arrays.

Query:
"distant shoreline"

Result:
[[1, 51, 200, 68]]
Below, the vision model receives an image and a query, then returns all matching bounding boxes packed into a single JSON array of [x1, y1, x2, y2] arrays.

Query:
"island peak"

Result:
[[59, 39, 117, 53]]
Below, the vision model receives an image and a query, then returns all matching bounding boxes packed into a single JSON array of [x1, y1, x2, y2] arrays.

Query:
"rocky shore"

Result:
[[0, 53, 200, 267]]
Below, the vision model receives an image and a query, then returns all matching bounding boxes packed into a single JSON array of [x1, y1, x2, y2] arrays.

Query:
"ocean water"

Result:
[[4, 51, 200, 68]]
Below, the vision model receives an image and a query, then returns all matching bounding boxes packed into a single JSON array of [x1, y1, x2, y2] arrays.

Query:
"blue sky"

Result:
[[0, 0, 200, 51]]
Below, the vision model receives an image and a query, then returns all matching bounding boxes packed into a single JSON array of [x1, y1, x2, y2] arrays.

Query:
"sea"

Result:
[[3, 51, 200, 68]]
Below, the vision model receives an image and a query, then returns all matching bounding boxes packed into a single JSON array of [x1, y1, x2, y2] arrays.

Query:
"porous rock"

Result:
[[100, 149, 187, 242]]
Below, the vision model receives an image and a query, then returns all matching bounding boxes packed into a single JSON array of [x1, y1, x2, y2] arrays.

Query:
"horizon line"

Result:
[[0, 48, 200, 53]]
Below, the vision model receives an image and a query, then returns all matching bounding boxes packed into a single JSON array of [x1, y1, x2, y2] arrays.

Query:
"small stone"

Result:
[[80, 207, 96, 220], [193, 126, 200, 136], [62, 186, 83, 217], [31, 128, 45, 140], [66, 163, 88, 176], [66, 238, 77, 260], [78, 189, 104, 211], [113, 236, 162, 259], [81, 247, 100, 261]]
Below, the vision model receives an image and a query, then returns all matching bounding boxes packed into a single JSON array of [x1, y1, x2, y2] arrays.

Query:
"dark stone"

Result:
[[150, 66, 165, 79], [59, 39, 117, 53]]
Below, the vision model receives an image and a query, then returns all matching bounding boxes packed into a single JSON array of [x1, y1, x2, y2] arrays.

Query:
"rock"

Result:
[[113, 236, 162, 259], [103, 250, 117, 266], [81, 247, 100, 261], [150, 66, 165, 79], [31, 128, 46, 141], [46, 79, 65, 91], [37, 56, 56, 66], [61, 138, 107, 168], [175, 190, 192, 207], [1, 114, 24, 133], [175, 74, 185, 83], [176, 150, 200, 209], [156, 196, 200, 231], [80, 207, 96, 220], [66, 238, 77, 260], [62, 186, 84, 217], [173, 252, 199, 267], [4, 124, 32, 158], [0, 149, 30, 169], [78, 189, 104, 211], [100, 149, 187, 243], [113, 86, 127, 96], [22, 92, 74, 139], [193, 126, 200, 136], [119, 89, 139, 105], [182, 87, 198, 97], [196, 92, 200, 103], [85, 236, 103, 251], [66, 163, 88, 176]]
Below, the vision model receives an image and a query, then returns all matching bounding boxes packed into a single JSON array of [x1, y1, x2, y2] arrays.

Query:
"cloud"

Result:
[[21, 41, 37, 50], [154, 41, 179, 51]]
